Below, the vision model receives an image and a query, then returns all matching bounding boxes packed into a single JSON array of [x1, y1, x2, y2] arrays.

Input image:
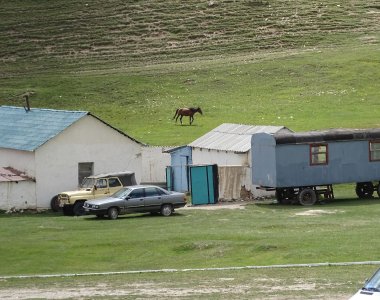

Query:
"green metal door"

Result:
[[189, 165, 218, 205], [166, 166, 173, 191]]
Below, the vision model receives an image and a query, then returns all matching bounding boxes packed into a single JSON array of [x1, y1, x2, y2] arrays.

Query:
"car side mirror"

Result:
[[124, 196, 130, 200]]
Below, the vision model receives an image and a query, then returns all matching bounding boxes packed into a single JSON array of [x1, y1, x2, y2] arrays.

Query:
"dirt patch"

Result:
[[0, 280, 352, 299], [295, 209, 343, 216], [180, 202, 247, 210]]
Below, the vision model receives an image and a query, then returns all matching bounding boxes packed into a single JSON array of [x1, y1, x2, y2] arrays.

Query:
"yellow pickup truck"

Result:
[[58, 171, 136, 216]]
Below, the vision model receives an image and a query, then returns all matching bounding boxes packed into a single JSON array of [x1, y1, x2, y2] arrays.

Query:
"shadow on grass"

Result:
[[82, 211, 187, 221], [253, 197, 380, 210]]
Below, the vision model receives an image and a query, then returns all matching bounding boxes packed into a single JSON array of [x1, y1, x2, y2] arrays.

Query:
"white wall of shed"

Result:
[[141, 146, 170, 183], [34, 115, 142, 208], [191, 148, 249, 166], [0, 181, 36, 210]]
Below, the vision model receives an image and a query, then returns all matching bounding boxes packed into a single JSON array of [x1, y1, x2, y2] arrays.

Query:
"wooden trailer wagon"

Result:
[[251, 128, 380, 205]]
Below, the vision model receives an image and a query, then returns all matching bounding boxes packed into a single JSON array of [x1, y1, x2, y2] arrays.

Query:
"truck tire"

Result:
[[298, 188, 317, 206], [355, 182, 374, 199], [73, 200, 85, 216], [50, 196, 61, 212]]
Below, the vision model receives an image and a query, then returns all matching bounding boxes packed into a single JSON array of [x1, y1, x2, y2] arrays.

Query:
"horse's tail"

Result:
[[172, 108, 179, 119]]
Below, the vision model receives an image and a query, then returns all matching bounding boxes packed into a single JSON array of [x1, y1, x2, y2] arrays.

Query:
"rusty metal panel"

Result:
[[0, 167, 32, 182]]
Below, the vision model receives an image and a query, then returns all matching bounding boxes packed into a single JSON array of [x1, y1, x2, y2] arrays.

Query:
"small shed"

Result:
[[188, 123, 291, 200], [165, 146, 192, 192], [0, 167, 35, 211]]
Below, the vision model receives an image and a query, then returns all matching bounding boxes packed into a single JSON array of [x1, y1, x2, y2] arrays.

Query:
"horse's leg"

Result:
[[175, 114, 179, 123], [172, 109, 178, 120], [179, 115, 183, 125]]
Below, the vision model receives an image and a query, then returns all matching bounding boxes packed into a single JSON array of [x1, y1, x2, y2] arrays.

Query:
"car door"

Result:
[[143, 187, 164, 212], [126, 188, 145, 212]]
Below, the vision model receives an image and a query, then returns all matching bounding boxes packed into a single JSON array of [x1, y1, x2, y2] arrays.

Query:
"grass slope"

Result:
[[0, 1, 379, 144], [1, 0, 379, 72]]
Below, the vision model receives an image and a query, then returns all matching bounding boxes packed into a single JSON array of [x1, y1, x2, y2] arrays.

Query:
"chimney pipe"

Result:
[[23, 94, 31, 112]]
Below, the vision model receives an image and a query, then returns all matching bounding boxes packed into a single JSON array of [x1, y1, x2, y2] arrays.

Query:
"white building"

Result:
[[189, 123, 291, 200], [0, 106, 168, 210]]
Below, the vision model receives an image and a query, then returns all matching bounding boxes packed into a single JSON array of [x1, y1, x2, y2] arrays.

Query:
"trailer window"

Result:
[[310, 144, 328, 165], [369, 141, 380, 161]]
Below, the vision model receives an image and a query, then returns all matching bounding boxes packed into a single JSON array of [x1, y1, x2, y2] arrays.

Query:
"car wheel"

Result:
[[160, 204, 173, 216], [107, 207, 119, 220], [73, 201, 86, 216], [298, 188, 317, 206]]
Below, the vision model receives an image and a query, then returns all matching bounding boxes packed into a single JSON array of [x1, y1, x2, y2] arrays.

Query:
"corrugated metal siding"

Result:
[[189, 123, 289, 153], [0, 106, 87, 151]]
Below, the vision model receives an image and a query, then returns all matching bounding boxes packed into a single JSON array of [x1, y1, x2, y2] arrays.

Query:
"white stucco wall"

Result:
[[34, 115, 143, 208], [141, 146, 170, 183], [0, 181, 36, 210]]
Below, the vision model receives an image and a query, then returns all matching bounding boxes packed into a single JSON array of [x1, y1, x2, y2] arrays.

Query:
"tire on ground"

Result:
[[160, 204, 173, 216], [298, 188, 317, 206], [73, 200, 86, 216], [355, 182, 374, 199]]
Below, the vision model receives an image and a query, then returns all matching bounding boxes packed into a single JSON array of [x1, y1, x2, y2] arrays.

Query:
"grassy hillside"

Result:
[[0, 1, 379, 144]]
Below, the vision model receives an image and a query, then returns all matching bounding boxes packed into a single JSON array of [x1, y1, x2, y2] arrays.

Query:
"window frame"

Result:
[[309, 143, 328, 166], [369, 140, 380, 162]]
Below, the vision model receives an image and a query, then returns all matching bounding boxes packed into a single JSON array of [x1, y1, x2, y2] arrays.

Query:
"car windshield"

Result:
[[81, 178, 96, 189], [363, 269, 380, 291], [112, 187, 132, 199]]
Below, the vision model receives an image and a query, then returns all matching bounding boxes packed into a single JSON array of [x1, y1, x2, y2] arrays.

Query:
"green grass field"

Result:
[[1, 195, 380, 298], [1, 1, 380, 298]]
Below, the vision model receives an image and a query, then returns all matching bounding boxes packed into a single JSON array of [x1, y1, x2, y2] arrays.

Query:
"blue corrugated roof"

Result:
[[0, 106, 88, 151]]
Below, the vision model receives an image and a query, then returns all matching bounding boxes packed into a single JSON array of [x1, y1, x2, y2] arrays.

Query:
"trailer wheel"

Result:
[[298, 188, 317, 206], [355, 182, 374, 199], [276, 188, 295, 204]]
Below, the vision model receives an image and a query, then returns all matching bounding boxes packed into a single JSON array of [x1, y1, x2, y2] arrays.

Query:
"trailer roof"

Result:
[[274, 128, 380, 144]]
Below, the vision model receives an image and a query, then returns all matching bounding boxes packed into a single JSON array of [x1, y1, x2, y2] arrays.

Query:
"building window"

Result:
[[78, 162, 94, 185], [310, 144, 328, 165], [369, 141, 380, 161]]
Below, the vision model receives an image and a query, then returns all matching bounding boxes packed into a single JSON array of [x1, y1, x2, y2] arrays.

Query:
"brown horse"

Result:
[[173, 107, 203, 125]]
